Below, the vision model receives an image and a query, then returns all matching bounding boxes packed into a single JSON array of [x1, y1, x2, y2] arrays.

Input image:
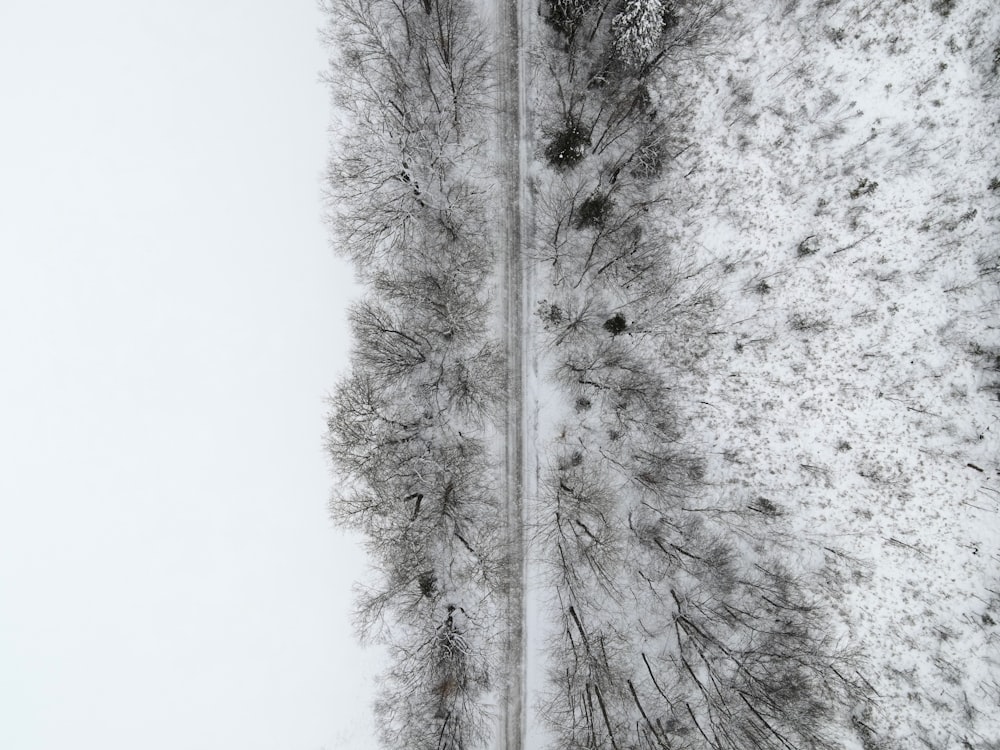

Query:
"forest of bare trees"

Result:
[[325, 0, 875, 747], [322, 0, 506, 746], [532, 0, 870, 747]]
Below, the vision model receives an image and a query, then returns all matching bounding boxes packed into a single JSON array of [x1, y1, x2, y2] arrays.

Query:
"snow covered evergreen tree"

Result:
[[611, 0, 666, 69]]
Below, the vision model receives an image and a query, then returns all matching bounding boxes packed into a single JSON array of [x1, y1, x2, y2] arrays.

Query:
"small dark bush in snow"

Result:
[[576, 192, 613, 228], [603, 313, 628, 335], [849, 177, 879, 198], [537, 300, 565, 328], [931, 0, 956, 17], [790, 312, 831, 332], [797, 234, 820, 257], [544, 120, 590, 169], [750, 496, 781, 515], [418, 570, 437, 597]]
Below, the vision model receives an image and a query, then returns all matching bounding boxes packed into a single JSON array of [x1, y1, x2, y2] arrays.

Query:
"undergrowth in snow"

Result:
[[649, 0, 1000, 746]]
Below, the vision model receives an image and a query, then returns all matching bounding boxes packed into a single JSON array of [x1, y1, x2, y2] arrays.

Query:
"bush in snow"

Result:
[[544, 118, 591, 169], [544, 0, 601, 38], [603, 313, 628, 335], [797, 234, 821, 257], [576, 191, 614, 228], [930, 0, 956, 17], [849, 177, 878, 199]]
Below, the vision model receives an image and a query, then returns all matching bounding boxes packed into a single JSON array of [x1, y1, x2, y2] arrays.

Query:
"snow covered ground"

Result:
[[646, 0, 1000, 745]]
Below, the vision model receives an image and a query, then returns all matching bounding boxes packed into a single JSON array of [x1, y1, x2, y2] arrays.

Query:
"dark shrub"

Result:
[[662, 2, 680, 30], [538, 301, 565, 328], [797, 235, 820, 257], [545, 0, 599, 36], [849, 177, 878, 198], [544, 120, 590, 170], [576, 192, 613, 228], [603, 313, 628, 335], [931, 0, 956, 16], [418, 570, 437, 597]]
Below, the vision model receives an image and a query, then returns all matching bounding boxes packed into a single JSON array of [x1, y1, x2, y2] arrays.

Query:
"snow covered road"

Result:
[[494, 0, 528, 747]]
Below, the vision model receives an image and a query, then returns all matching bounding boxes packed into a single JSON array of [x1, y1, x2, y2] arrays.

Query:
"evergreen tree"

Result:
[[611, 0, 665, 69]]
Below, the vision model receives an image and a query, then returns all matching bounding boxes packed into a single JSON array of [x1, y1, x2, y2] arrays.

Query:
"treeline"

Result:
[[321, 1, 504, 747], [532, 1, 869, 747]]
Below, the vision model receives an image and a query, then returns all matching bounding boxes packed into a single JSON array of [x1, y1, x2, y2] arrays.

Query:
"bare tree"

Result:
[[321, 0, 493, 268], [372, 602, 495, 750]]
